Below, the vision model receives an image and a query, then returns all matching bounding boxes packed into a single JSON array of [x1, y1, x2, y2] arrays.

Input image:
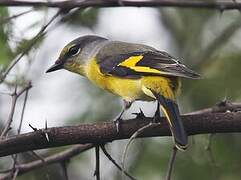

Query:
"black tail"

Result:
[[153, 92, 188, 150]]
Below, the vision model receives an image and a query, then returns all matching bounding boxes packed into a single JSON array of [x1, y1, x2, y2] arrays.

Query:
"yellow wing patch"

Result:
[[118, 55, 162, 74], [118, 55, 143, 67]]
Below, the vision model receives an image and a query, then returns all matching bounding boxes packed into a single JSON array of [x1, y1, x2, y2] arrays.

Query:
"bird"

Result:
[[46, 35, 200, 150]]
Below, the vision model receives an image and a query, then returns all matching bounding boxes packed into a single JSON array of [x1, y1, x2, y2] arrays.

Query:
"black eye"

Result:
[[69, 45, 80, 56]]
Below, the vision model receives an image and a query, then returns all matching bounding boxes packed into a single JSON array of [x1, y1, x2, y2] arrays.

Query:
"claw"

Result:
[[132, 108, 145, 119], [114, 116, 123, 133], [153, 112, 162, 123], [153, 102, 162, 123]]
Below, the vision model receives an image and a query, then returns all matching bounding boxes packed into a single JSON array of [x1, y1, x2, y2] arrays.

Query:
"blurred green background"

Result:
[[1, 4, 241, 180]]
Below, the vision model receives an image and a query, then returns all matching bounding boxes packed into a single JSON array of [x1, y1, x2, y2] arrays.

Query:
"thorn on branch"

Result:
[[44, 132, 50, 142], [217, 99, 230, 107], [45, 120, 48, 130], [29, 123, 50, 143], [29, 124, 38, 131], [1, 104, 241, 157], [212, 100, 238, 113], [29, 122, 50, 142], [44, 120, 50, 142]]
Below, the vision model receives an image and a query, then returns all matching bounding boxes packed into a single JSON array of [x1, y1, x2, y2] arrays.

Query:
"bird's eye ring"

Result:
[[69, 45, 80, 56]]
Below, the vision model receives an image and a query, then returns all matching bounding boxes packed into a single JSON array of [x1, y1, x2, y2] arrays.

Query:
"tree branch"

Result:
[[0, 144, 93, 180], [165, 146, 178, 180], [0, 109, 241, 157], [0, 0, 240, 11], [0, 83, 32, 139]]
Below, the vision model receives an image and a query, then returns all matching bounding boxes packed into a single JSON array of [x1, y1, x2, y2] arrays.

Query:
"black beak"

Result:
[[46, 60, 63, 73]]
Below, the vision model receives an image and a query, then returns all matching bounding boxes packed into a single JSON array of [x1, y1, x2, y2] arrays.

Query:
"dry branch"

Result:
[[0, 83, 32, 139], [0, 0, 241, 11], [165, 146, 178, 180], [1, 110, 241, 157], [0, 144, 93, 180]]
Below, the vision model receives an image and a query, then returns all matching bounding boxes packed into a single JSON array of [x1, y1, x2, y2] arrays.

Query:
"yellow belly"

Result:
[[85, 58, 179, 101]]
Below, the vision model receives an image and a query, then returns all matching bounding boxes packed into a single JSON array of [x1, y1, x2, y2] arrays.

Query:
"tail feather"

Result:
[[152, 92, 188, 150]]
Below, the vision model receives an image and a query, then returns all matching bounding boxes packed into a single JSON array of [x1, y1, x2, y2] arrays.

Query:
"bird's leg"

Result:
[[153, 101, 162, 123], [114, 100, 132, 133]]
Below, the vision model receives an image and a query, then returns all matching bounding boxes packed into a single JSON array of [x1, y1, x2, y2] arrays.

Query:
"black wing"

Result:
[[97, 51, 200, 79]]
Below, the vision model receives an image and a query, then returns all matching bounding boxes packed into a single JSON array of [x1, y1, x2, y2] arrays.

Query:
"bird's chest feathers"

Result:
[[85, 58, 142, 100]]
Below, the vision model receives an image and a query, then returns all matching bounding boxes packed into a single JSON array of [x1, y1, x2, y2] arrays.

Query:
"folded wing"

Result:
[[97, 50, 200, 79]]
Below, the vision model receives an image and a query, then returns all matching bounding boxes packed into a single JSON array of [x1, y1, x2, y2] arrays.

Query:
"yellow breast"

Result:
[[85, 58, 143, 101]]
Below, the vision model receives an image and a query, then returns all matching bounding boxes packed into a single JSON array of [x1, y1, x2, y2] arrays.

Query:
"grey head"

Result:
[[46, 35, 108, 73]]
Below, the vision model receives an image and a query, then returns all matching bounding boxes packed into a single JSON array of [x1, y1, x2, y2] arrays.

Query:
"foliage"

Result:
[[0, 8, 13, 67], [60, 8, 99, 28]]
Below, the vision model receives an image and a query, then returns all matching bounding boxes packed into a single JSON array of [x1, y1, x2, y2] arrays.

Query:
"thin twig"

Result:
[[11, 168, 19, 180], [196, 19, 241, 69], [29, 151, 45, 163], [0, 144, 93, 180], [17, 81, 31, 134], [185, 101, 241, 115], [100, 145, 137, 180], [121, 123, 158, 176], [10, 154, 18, 180], [0, 86, 18, 139], [61, 161, 69, 180], [94, 146, 100, 180], [0, 0, 241, 11], [0, 11, 60, 83], [165, 147, 178, 180], [205, 134, 216, 165], [205, 134, 219, 179], [0, 9, 33, 24], [0, 82, 32, 139], [0, 168, 12, 173], [2, 81, 37, 179]]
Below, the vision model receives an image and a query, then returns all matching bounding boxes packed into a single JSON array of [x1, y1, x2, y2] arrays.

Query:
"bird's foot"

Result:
[[114, 116, 123, 133], [152, 106, 162, 123], [151, 101, 162, 123], [132, 108, 146, 119]]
